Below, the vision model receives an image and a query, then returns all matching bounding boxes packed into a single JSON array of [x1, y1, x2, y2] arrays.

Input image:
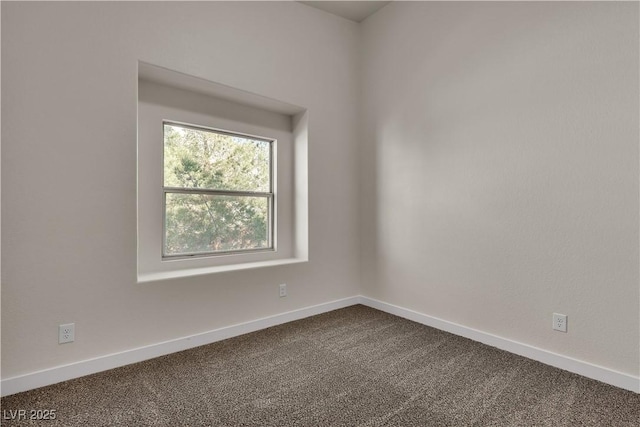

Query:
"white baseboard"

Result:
[[0, 296, 360, 397], [3, 295, 638, 396], [359, 296, 640, 394]]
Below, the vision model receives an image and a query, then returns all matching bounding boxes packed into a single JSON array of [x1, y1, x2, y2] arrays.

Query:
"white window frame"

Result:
[[162, 121, 276, 259]]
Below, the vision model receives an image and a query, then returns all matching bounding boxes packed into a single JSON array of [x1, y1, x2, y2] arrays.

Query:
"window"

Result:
[[163, 122, 274, 258], [137, 62, 308, 281]]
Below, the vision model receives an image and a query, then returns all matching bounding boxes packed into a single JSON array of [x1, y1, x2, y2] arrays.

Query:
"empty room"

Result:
[[1, 1, 639, 425]]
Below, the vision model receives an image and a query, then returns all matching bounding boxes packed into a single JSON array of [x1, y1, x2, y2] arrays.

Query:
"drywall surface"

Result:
[[1, 2, 360, 378], [360, 2, 639, 375]]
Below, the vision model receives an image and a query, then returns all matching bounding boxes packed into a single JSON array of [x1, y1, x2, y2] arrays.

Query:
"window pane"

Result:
[[164, 123, 270, 192], [164, 193, 269, 256]]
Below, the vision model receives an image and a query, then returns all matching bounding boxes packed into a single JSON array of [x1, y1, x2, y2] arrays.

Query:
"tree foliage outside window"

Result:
[[163, 122, 273, 257]]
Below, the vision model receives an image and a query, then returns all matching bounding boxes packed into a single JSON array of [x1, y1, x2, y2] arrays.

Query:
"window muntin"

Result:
[[163, 122, 274, 258]]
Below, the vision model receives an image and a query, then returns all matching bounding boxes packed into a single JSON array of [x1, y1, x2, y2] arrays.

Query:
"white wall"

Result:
[[1, 1, 361, 378], [360, 1, 639, 376]]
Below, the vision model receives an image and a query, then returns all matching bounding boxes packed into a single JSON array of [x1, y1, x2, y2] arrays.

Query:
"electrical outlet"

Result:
[[279, 283, 287, 298], [552, 313, 567, 332], [59, 323, 75, 344]]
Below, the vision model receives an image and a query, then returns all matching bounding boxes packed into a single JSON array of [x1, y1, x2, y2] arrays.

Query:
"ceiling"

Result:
[[299, 1, 391, 23]]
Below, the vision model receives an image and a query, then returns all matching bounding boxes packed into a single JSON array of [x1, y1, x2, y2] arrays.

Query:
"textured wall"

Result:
[[1, 1, 361, 378], [360, 1, 639, 375]]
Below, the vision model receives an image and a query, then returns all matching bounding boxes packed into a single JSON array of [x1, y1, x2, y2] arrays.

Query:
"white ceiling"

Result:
[[299, 1, 391, 23]]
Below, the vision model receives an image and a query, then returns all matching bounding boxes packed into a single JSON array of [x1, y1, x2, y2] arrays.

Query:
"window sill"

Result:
[[137, 257, 308, 283]]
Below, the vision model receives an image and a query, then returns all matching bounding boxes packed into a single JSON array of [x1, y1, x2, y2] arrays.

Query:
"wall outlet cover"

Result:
[[552, 313, 567, 333], [59, 323, 75, 344]]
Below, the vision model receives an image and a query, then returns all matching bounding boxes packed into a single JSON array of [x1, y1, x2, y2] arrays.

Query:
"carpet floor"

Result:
[[1, 305, 639, 426]]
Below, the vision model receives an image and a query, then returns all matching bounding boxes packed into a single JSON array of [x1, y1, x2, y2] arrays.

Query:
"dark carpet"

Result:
[[2, 305, 639, 426]]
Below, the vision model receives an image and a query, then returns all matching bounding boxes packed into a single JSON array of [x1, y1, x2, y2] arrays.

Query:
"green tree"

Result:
[[163, 124, 271, 256]]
